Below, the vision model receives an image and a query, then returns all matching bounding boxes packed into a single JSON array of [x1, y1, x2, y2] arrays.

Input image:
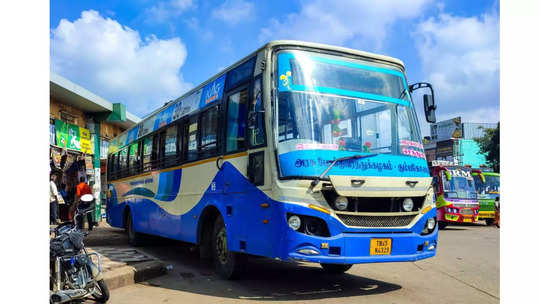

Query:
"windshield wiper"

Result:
[[308, 153, 377, 193]]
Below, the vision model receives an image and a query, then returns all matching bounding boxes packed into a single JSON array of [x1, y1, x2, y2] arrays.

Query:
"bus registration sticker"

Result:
[[370, 238, 392, 255]]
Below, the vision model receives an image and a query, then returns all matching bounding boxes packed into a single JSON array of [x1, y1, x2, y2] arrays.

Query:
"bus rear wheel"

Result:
[[320, 263, 353, 274], [212, 215, 245, 279]]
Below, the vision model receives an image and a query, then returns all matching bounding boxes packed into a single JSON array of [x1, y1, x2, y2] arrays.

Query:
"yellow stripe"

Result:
[[308, 204, 332, 215], [111, 151, 248, 183]]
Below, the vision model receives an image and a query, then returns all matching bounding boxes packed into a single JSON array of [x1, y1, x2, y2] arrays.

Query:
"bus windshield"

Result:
[[474, 174, 500, 199], [275, 49, 427, 178], [443, 176, 477, 200], [277, 93, 420, 154]]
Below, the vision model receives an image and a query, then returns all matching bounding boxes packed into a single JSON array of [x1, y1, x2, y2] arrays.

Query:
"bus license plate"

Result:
[[463, 218, 472, 223], [370, 238, 392, 255]]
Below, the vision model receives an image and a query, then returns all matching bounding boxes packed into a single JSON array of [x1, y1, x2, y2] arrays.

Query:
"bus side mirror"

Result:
[[408, 82, 436, 123], [424, 94, 436, 123]]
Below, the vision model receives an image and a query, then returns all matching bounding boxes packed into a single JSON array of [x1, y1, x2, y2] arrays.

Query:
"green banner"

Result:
[[54, 119, 92, 154]]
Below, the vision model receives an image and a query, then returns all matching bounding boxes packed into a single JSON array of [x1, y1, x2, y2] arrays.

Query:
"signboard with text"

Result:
[[54, 119, 93, 154]]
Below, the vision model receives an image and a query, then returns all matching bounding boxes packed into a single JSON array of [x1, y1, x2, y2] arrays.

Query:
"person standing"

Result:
[[76, 177, 94, 230], [49, 174, 60, 225]]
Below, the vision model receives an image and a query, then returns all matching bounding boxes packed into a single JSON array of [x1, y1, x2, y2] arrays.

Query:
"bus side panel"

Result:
[[106, 184, 124, 228]]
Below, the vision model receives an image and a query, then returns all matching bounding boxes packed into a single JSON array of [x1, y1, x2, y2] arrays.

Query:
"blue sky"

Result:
[[50, 0, 500, 136]]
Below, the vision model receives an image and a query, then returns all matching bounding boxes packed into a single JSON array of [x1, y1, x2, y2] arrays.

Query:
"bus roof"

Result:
[[108, 40, 407, 154]]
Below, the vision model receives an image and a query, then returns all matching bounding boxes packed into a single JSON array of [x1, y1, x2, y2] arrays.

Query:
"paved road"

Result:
[[106, 222, 499, 304]]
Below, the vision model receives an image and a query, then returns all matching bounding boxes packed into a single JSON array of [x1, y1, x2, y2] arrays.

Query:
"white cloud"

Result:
[[259, 0, 432, 49], [51, 10, 192, 116], [413, 10, 500, 134], [146, 0, 196, 23], [212, 0, 254, 25]]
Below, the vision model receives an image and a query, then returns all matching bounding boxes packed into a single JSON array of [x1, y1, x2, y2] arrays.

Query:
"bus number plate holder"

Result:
[[370, 238, 392, 255]]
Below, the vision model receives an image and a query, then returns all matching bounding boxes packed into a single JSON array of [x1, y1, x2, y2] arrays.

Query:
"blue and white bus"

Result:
[[106, 40, 439, 279]]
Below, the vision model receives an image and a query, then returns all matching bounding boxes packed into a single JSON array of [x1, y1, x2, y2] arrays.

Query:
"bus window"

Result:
[[164, 125, 178, 166], [248, 77, 266, 147], [226, 88, 248, 153], [108, 153, 116, 180], [226, 57, 255, 90], [143, 136, 153, 172], [128, 142, 139, 175], [119, 147, 128, 177], [152, 135, 159, 169], [187, 116, 198, 161], [200, 106, 218, 157], [176, 123, 186, 162]]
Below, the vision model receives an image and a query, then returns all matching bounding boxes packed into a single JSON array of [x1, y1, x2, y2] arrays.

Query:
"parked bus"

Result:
[[106, 40, 439, 279], [472, 169, 500, 225], [430, 161, 479, 229]]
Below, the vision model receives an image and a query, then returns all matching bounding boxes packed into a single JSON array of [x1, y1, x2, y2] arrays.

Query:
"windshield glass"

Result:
[[443, 174, 477, 200], [275, 49, 429, 178], [473, 174, 500, 199]]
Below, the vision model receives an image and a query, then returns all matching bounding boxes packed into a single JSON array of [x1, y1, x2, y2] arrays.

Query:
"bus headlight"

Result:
[[334, 196, 349, 211], [402, 198, 414, 212], [422, 216, 437, 235], [288, 215, 301, 231], [427, 217, 436, 230]]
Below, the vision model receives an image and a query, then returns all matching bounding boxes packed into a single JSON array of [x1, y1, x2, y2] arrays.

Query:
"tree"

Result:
[[474, 122, 500, 172]]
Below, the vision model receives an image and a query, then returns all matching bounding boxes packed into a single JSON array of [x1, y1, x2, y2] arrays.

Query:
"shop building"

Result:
[[424, 117, 497, 168], [49, 73, 140, 220]]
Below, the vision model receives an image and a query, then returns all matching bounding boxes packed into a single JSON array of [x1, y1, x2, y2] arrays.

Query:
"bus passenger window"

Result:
[[119, 148, 128, 177], [128, 142, 139, 175], [248, 78, 266, 147], [152, 135, 159, 168], [200, 107, 218, 156], [226, 89, 248, 152], [164, 125, 178, 166], [187, 118, 198, 161], [143, 136, 153, 172]]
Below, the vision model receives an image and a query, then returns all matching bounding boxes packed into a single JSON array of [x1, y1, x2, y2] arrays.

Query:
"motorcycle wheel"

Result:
[[92, 279, 110, 303]]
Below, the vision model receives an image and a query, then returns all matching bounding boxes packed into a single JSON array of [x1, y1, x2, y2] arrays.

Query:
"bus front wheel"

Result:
[[212, 215, 245, 279], [321, 263, 353, 274], [485, 218, 495, 226]]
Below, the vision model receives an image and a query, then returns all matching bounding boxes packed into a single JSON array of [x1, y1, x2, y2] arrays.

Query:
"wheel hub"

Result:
[[216, 228, 228, 264]]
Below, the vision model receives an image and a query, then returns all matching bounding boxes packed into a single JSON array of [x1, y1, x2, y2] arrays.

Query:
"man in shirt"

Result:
[[50, 174, 60, 225], [76, 177, 94, 230]]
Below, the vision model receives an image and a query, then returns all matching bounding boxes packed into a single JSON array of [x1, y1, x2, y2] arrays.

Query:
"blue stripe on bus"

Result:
[[154, 169, 182, 201], [290, 84, 410, 106], [279, 150, 430, 178], [122, 187, 155, 198]]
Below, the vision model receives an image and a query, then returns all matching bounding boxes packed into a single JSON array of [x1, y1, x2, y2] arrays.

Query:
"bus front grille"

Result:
[[336, 214, 417, 228]]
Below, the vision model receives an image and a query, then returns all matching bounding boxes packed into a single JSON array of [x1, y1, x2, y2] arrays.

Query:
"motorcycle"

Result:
[[50, 201, 109, 303]]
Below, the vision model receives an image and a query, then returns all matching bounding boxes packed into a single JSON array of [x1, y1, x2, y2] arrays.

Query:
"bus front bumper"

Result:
[[281, 206, 438, 265], [286, 231, 437, 264]]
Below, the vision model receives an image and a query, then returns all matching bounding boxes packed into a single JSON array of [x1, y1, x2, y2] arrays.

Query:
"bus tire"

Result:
[[320, 263, 353, 274], [438, 221, 448, 229], [212, 215, 244, 279], [485, 218, 494, 226], [126, 210, 144, 247]]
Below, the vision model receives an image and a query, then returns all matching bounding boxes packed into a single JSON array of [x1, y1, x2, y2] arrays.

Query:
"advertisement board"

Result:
[[430, 117, 463, 141], [55, 119, 93, 154]]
